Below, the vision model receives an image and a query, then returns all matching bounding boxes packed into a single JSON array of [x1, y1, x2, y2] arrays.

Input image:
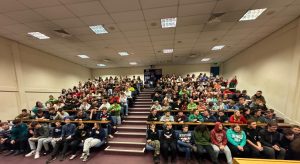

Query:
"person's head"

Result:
[[37, 109, 44, 116], [214, 122, 223, 131], [284, 129, 295, 141], [291, 125, 300, 135], [242, 90, 247, 95], [247, 120, 257, 129], [77, 110, 83, 116], [189, 99, 194, 103], [256, 91, 262, 96], [12, 119, 21, 125], [254, 109, 262, 117], [232, 124, 241, 133], [31, 121, 41, 129], [150, 123, 156, 129], [236, 90, 241, 95], [1, 122, 9, 130], [154, 101, 159, 105], [267, 122, 278, 132], [203, 110, 209, 116], [195, 124, 208, 132], [36, 101, 43, 107], [94, 123, 100, 129], [55, 121, 61, 127], [234, 110, 241, 117], [218, 110, 224, 116], [151, 108, 157, 115], [182, 125, 189, 132], [165, 122, 172, 130], [178, 111, 183, 116], [239, 97, 245, 104], [165, 111, 171, 117], [102, 99, 107, 104], [21, 109, 28, 115], [49, 95, 54, 99], [193, 109, 199, 115], [49, 107, 56, 114], [64, 117, 71, 124], [78, 123, 85, 129]]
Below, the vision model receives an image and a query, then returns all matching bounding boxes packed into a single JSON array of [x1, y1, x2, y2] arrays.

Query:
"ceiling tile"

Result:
[[65, 1, 106, 17], [111, 10, 144, 23], [117, 21, 147, 31], [0, 14, 19, 26], [19, 0, 61, 8], [100, 0, 141, 13], [52, 18, 86, 28], [143, 6, 178, 20], [0, 0, 27, 13], [176, 25, 203, 34], [177, 14, 210, 26], [178, 2, 216, 17], [140, 0, 178, 9], [252, 0, 294, 8], [149, 28, 175, 36], [5, 10, 45, 23], [34, 6, 75, 20], [25, 21, 59, 30], [151, 35, 174, 41], [202, 22, 235, 32], [123, 30, 149, 37], [80, 14, 114, 25], [2, 24, 32, 34], [214, 0, 256, 13]]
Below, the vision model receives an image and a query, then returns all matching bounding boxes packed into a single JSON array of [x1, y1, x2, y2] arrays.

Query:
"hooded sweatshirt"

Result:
[[193, 129, 210, 145], [210, 122, 227, 146], [226, 128, 246, 147]]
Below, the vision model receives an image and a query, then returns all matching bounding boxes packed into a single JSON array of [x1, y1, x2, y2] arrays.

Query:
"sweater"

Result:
[[188, 114, 204, 122], [10, 123, 28, 141], [34, 125, 50, 138], [178, 131, 193, 143], [147, 129, 159, 141], [61, 123, 76, 138], [245, 128, 261, 144], [109, 104, 121, 116], [226, 128, 246, 147], [229, 115, 247, 124], [147, 114, 160, 121], [210, 122, 227, 146], [160, 129, 177, 143], [193, 130, 211, 145], [259, 128, 281, 147], [90, 128, 106, 141]]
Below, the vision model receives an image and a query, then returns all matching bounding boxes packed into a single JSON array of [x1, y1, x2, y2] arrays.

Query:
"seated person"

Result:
[[226, 124, 250, 158], [202, 110, 217, 122], [42, 121, 62, 155], [242, 108, 252, 120], [74, 110, 89, 121], [224, 100, 238, 110], [177, 125, 196, 163], [98, 99, 110, 110], [263, 109, 277, 123], [89, 108, 98, 120], [97, 107, 114, 138], [216, 110, 228, 123], [188, 109, 204, 122], [245, 120, 273, 158], [152, 92, 162, 103], [108, 100, 121, 125], [210, 122, 232, 164], [45, 95, 58, 107], [250, 109, 266, 123], [174, 110, 187, 123], [146, 123, 160, 163], [250, 98, 267, 111], [234, 97, 250, 110], [229, 110, 247, 124], [289, 138, 300, 160], [9, 119, 29, 155], [147, 108, 160, 121], [171, 99, 182, 110], [291, 125, 300, 139], [160, 122, 177, 163], [259, 122, 286, 159], [187, 99, 197, 111], [25, 121, 50, 159], [160, 111, 174, 122], [280, 129, 295, 159], [69, 123, 89, 160], [251, 91, 266, 104], [32, 109, 49, 120], [151, 101, 162, 111], [0, 122, 13, 155], [79, 98, 91, 111], [241, 90, 250, 100], [55, 108, 69, 120], [161, 100, 171, 111], [15, 109, 30, 120], [32, 101, 46, 115], [193, 124, 219, 164], [47, 107, 58, 120], [81, 123, 106, 162]]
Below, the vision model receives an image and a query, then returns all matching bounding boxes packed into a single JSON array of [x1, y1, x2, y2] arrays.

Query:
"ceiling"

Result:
[[0, 0, 299, 68]]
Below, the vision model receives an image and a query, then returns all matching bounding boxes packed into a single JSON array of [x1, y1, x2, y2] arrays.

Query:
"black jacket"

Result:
[[147, 114, 160, 121], [90, 128, 106, 141], [259, 128, 282, 147], [73, 128, 89, 140], [160, 129, 177, 143], [146, 129, 159, 141], [245, 128, 261, 144]]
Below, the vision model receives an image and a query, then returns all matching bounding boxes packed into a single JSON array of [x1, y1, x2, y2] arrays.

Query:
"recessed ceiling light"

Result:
[[77, 55, 89, 59], [97, 64, 106, 67], [118, 52, 129, 56], [211, 45, 225, 51], [28, 32, 50, 39], [89, 25, 108, 34], [129, 62, 137, 65], [201, 58, 210, 62], [161, 17, 177, 28], [239, 8, 267, 21], [163, 49, 173, 54]]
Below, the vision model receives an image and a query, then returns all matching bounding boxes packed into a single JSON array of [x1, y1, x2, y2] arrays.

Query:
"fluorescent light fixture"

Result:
[[211, 45, 225, 51], [28, 32, 50, 39], [89, 25, 108, 34], [77, 55, 90, 59], [161, 17, 177, 28], [129, 62, 137, 65], [163, 49, 173, 54], [239, 8, 267, 21], [201, 58, 210, 62], [118, 52, 129, 56], [97, 64, 106, 67]]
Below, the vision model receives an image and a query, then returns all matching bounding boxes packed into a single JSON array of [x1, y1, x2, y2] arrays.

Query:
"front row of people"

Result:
[[146, 121, 298, 164]]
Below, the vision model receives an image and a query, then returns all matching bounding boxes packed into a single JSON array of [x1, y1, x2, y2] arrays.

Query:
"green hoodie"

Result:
[[187, 103, 197, 111], [11, 123, 28, 141], [193, 130, 210, 145], [109, 103, 121, 116], [188, 114, 204, 122], [226, 128, 246, 147]]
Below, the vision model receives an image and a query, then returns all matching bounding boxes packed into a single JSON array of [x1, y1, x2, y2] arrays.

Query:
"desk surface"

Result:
[[233, 158, 300, 164]]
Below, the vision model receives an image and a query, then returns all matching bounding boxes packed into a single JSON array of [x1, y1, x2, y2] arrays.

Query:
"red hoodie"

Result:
[[210, 122, 227, 146]]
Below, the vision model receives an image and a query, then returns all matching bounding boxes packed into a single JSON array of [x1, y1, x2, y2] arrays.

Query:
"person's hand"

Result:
[[179, 121, 184, 124], [147, 139, 151, 143], [66, 135, 71, 140], [273, 145, 280, 151], [257, 146, 263, 151], [11, 140, 15, 144], [193, 119, 197, 122], [219, 145, 225, 150], [237, 146, 244, 151]]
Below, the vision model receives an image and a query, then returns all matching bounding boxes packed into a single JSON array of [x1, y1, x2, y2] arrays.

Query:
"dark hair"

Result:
[[247, 120, 256, 125], [31, 121, 39, 128], [267, 122, 278, 127], [13, 119, 21, 125], [22, 109, 27, 112], [182, 124, 189, 129], [195, 124, 208, 132], [283, 129, 294, 136]]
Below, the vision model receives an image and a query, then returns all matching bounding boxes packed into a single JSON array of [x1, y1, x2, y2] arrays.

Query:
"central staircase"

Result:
[[104, 89, 153, 154]]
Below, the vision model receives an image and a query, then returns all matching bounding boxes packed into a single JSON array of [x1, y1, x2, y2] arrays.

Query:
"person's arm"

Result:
[[188, 114, 194, 122], [259, 130, 273, 147], [169, 116, 174, 122], [226, 130, 238, 146], [222, 131, 228, 145], [240, 131, 247, 147], [198, 115, 204, 122], [159, 116, 165, 122], [229, 115, 234, 123], [210, 130, 219, 146]]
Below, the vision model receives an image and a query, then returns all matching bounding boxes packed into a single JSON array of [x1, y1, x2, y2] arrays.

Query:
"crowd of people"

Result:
[[145, 73, 300, 164], [0, 75, 143, 163], [0, 73, 299, 164]]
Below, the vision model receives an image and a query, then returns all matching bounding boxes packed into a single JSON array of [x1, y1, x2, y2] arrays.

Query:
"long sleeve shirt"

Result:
[[147, 129, 159, 141], [61, 123, 76, 138], [226, 129, 246, 147], [160, 129, 177, 143]]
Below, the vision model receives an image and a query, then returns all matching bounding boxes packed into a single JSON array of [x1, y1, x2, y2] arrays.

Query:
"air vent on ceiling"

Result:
[[103, 59, 112, 62], [208, 12, 225, 24], [53, 29, 72, 38]]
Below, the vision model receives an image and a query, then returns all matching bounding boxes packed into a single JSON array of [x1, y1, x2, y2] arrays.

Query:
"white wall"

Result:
[[223, 18, 300, 125], [0, 36, 92, 121], [92, 64, 212, 79]]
